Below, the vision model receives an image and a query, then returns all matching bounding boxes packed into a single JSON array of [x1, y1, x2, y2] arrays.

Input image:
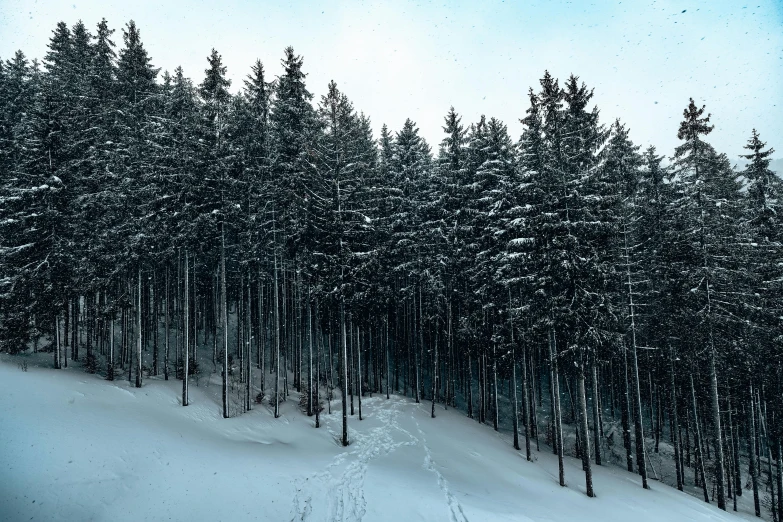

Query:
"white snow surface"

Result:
[[0, 357, 754, 522]]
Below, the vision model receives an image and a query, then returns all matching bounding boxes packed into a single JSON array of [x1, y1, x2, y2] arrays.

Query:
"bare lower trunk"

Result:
[[107, 316, 114, 380], [415, 288, 422, 404], [152, 274, 158, 376], [307, 289, 313, 418], [749, 385, 761, 517], [183, 253, 189, 406], [164, 267, 170, 381], [777, 440, 783, 519], [246, 279, 252, 412], [631, 339, 648, 488], [758, 393, 776, 521], [467, 354, 473, 419], [670, 349, 683, 491], [691, 375, 709, 503], [521, 339, 531, 460], [622, 341, 633, 472], [549, 327, 564, 487], [357, 325, 363, 421], [709, 347, 726, 510], [432, 325, 438, 419], [578, 363, 594, 497], [493, 341, 499, 432], [222, 231, 229, 419], [341, 300, 349, 446], [592, 364, 601, 465], [273, 253, 280, 419], [136, 269, 142, 388], [54, 315, 61, 370], [512, 350, 520, 450]]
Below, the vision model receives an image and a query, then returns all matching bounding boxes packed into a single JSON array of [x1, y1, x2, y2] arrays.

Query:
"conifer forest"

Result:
[[1, 16, 781, 522]]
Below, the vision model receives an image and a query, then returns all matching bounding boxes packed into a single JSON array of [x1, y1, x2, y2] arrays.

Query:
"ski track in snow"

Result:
[[289, 397, 472, 522], [412, 406, 470, 522], [290, 397, 419, 522]]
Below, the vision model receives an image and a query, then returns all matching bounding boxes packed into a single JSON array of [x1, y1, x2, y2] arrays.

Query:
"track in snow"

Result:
[[290, 397, 421, 522]]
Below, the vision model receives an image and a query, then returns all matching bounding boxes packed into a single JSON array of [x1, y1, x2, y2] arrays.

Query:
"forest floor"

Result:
[[0, 353, 759, 522]]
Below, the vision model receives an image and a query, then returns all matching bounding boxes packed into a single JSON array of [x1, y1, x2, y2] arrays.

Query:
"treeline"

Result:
[[1, 19, 781, 515]]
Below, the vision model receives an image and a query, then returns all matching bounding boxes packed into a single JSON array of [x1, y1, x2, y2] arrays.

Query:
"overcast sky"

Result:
[[1, 0, 781, 162]]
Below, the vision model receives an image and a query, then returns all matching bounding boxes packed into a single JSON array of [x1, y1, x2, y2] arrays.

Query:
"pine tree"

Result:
[[116, 20, 159, 385], [270, 46, 318, 257], [603, 119, 647, 486], [672, 99, 741, 510]]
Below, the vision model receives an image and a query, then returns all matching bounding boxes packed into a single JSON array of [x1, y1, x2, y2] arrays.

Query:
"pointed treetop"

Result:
[[199, 48, 231, 103], [94, 18, 116, 58], [117, 20, 159, 95], [45, 21, 72, 74], [677, 98, 714, 142], [243, 59, 269, 105]]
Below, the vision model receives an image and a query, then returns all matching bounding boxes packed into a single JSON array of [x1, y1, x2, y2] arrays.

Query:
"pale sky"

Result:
[[1, 0, 781, 162]]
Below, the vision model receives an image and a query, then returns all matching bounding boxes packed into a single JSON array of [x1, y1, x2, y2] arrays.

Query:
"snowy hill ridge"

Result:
[[0, 358, 753, 522]]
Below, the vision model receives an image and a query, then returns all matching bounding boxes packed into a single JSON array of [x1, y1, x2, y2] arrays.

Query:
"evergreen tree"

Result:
[[671, 99, 741, 510]]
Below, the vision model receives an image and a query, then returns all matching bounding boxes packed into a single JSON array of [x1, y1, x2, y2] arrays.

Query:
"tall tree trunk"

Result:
[[777, 440, 783, 520], [314, 301, 320, 428], [759, 394, 776, 521], [126, 287, 132, 383], [467, 354, 473, 419], [415, 287, 422, 404], [592, 363, 602, 466], [530, 351, 540, 452], [246, 277, 252, 412], [631, 341, 648, 488], [511, 343, 520, 450], [521, 337, 531, 460], [550, 327, 565, 487], [622, 340, 634, 472], [349, 314, 355, 415], [358, 325, 363, 421], [341, 299, 349, 446], [749, 386, 761, 517], [729, 396, 741, 497], [709, 346, 726, 510], [670, 348, 683, 491], [493, 340, 499, 432], [63, 300, 69, 369], [238, 271, 244, 386], [164, 266, 170, 381], [54, 315, 61, 369], [327, 324, 333, 414], [307, 287, 313, 417], [691, 375, 709, 503], [385, 317, 390, 400], [183, 253, 189, 406], [175, 261, 180, 378], [152, 273, 158, 376], [256, 269, 266, 392], [578, 361, 594, 497], [273, 253, 281, 418], [107, 316, 114, 380], [73, 297, 79, 361], [136, 269, 142, 388], [222, 229, 229, 419], [432, 321, 438, 419]]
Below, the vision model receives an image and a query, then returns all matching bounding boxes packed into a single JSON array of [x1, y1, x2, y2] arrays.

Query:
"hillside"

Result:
[[0, 356, 755, 522]]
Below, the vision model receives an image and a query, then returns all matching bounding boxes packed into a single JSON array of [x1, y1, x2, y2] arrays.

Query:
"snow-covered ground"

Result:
[[0, 356, 756, 522]]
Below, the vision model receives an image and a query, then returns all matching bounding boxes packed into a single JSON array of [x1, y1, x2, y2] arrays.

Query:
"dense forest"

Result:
[[1, 18, 781, 517]]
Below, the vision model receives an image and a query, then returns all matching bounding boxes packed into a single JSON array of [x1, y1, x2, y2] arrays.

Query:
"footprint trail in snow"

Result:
[[290, 397, 419, 522]]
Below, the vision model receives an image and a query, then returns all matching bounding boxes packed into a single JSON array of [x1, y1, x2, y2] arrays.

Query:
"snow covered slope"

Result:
[[0, 358, 754, 522]]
